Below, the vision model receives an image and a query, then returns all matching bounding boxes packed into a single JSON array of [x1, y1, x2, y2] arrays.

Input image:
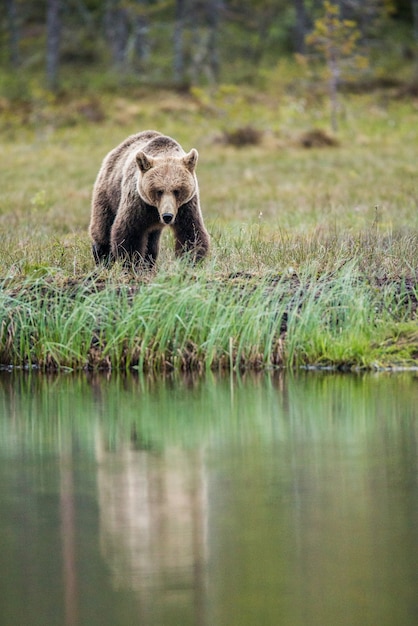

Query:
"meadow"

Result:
[[0, 75, 417, 371]]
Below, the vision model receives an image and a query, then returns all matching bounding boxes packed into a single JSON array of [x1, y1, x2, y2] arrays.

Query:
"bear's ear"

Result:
[[136, 151, 155, 173], [183, 149, 198, 172]]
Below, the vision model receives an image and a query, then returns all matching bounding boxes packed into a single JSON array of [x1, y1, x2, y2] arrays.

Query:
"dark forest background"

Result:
[[1, 0, 417, 95]]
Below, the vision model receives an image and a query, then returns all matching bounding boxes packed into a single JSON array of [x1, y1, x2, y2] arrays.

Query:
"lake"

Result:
[[0, 370, 417, 626]]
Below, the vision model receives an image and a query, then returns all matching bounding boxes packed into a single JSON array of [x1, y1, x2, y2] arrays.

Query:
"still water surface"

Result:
[[0, 370, 417, 626]]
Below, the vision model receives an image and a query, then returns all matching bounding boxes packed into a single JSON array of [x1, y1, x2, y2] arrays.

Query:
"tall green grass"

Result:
[[0, 240, 416, 372]]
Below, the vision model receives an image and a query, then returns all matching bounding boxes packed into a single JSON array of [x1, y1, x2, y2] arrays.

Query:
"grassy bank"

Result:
[[1, 229, 417, 372], [0, 82, 417, 371]]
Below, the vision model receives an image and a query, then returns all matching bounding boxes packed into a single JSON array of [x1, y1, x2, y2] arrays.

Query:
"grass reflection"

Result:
[[0, 370, 417, 452]]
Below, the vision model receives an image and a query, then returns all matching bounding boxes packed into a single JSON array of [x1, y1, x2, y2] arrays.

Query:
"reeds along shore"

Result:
[[0, 230, 417, 372]]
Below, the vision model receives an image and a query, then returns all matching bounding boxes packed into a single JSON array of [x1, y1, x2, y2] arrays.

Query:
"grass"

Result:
[[0, 76, 417, 372], [1, 242, 416, 371]]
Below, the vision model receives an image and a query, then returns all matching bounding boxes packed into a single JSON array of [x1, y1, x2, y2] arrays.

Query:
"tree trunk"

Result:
[[294, 0, 308, 54], [412, 0, 418, 45], [173, 0, 187, 84], [190, 0, 222, 85], [328, 50, 340, 132], [207, 0, 221, 81], [133, 0, 150, 68], [46, 0, 62, 92], [5, 0, 20, 67], [105, 0, 129, 70]]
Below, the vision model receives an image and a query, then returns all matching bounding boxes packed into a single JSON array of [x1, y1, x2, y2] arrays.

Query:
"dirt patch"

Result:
[[299, 129, 339, 148], [221, 126, 264, 147]]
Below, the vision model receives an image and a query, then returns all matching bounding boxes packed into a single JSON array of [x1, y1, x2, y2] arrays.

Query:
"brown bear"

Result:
[[89, 130, 210, 267]]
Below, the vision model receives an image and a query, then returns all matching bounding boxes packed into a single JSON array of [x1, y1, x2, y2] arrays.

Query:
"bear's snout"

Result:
[[162, 213, 174, 224]]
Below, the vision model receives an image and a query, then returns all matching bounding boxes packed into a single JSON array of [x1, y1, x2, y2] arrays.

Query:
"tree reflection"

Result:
[[96, 437, 208, 624]]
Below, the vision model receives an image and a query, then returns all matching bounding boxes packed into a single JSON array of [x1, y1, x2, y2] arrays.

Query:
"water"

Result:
[[0, 370, 417, 626]]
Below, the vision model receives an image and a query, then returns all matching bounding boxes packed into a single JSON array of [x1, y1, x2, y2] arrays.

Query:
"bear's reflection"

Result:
[[96, 436, 208, 613]]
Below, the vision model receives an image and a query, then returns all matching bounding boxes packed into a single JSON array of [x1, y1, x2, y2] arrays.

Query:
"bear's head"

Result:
[[135, 150, 198, 225]]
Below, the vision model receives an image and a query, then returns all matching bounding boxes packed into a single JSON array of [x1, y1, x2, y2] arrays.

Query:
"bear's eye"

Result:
[[173, 189, 181, 199], [155, 190, 163, 199]]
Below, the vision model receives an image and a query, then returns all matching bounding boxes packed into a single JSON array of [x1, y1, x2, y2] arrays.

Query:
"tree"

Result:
[[5, 0, 20, 67], [103, 0, 152, 73], [132, 0, 150, 68], [412, 0, 418, 46], [190, 0, 222, 85], [173, 0, 187, 83], [294, 0, 309, 54], [306, 0, 366, 131], [104, 0, 129, 70], [46, 0, 62, 91]]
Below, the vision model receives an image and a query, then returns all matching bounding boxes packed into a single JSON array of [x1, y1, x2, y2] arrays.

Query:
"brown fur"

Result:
[[89, 130, 210, 267]]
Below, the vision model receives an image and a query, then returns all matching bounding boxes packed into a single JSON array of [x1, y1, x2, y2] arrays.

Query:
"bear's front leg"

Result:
[[173, 198, 210, 261], [144, 230, 162, 266], [89, 194, 116, 266], [92, 242, 114, 266], [110, 218, 148, 267]]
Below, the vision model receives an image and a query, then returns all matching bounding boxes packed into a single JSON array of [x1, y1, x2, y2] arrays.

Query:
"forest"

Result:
[[1, 0, 417, 93]]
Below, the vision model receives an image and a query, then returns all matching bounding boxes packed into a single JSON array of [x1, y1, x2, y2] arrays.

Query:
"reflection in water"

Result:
[[60, 453, 78, 626], [0, 371, 417, 626], [96, 442, 207, 624]]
